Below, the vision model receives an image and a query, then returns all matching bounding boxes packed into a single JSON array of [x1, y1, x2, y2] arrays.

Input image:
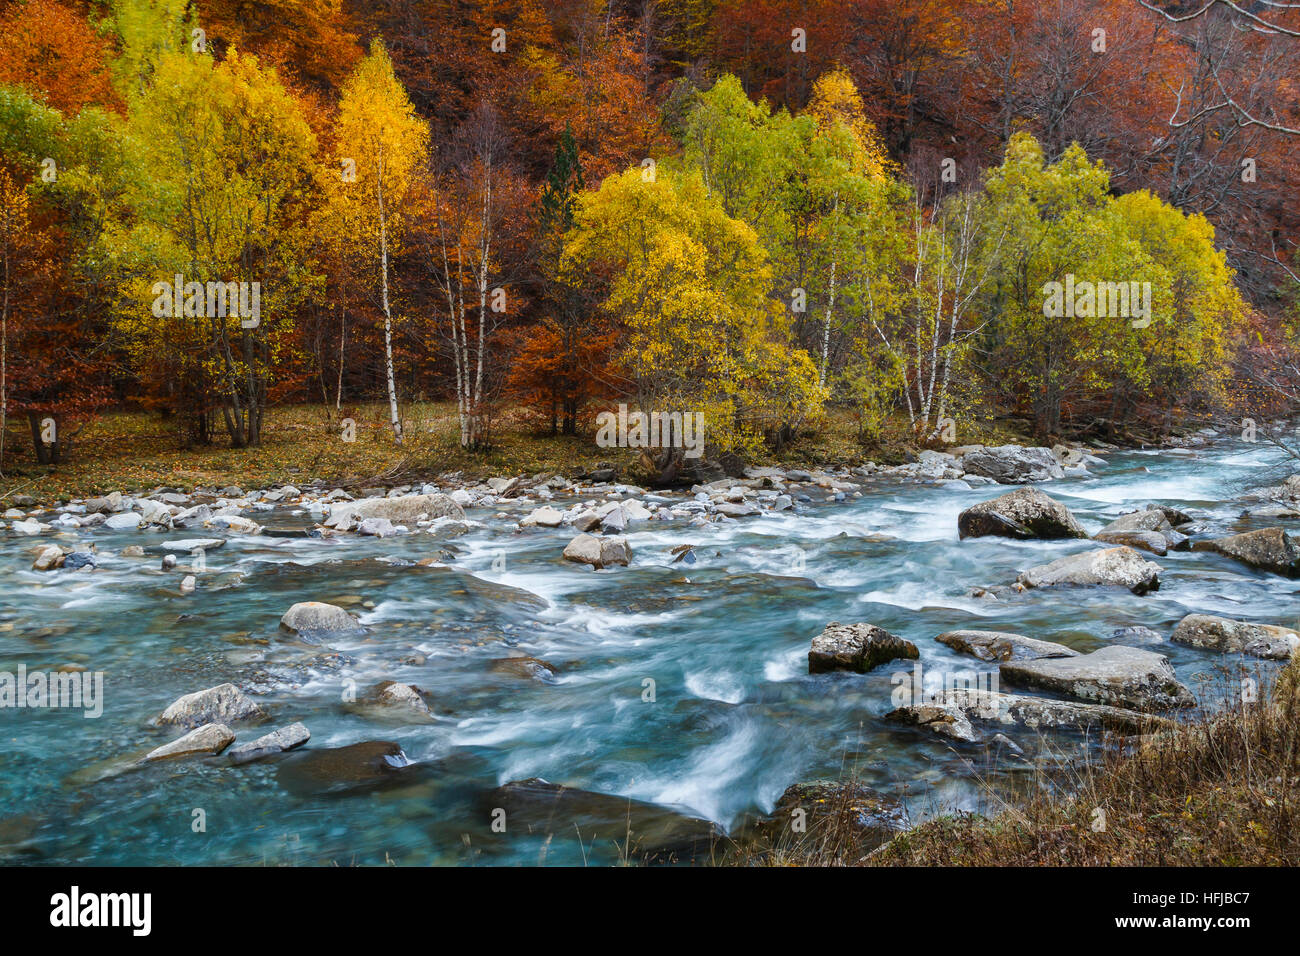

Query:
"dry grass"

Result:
[[733, 662, 1300, 867]]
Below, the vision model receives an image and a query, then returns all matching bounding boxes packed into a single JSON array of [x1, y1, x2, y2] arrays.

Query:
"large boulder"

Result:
[[142, 723, 235, 762], [1000, 645, 1194, 710], [324, 493, 465, 531], [1195, 527, 1300, 577], [886, 689, 1173, 742], [957, 488, 1087, 540], [1018, 546, 1161, 595], [562, 533, 632, 569], [809, 622, 918, 674], [280, 601, 361, 637], [1170, 614, 1298, 660], [157, 683, 267, 728], [959, 445, 1065, 483], [935, 630, 1079, 663]]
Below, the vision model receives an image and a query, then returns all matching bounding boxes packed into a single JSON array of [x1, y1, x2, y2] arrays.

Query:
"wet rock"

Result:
[[809, 622, 919, 674], [562, 533, 632, 569], [571, 511, 601, 532], [1196, 527, 1300, 577], [120, 545, 145, 557], [886, 689, 1174, 740], [63, 551, 96, 571], [763, 782, 908, 850], [142, 722, 235, 762], [1112, 625, 1164, 644], [519, 505, 564, 528], [1093, 529, 1169, 555], [227, 722, 311, 765], [1097, 509, 1171, 535], [959, 445, 1065, 483], [179, 574, 196, 593], [279, 601, 360, 637], [1170, 614, 1298, 660], [32, 546, 64, 571], [935, 629, 1079, 663], [1000, 645, 1194, 710], [277, 741, 414, 796], [715, 501, 760, 518], [324, 493, 465, 531], [357, 516, 398, 537], [154, 538, 225, 553], [1018, 546, 1161, 595], [205, 514, 262, 535], [957, 488, 1088, 540], [489, 657, 558, 683], [484, 778, 720, 864], [103, 513, 142, 531], [372, 681, 431, 716], [157, 682, 268, 728]]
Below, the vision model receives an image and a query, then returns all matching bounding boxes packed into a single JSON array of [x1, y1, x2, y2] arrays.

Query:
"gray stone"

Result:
[[157, 683, 267, 728], [886, 689, 1173, 740], [324, 493, 465, 531], [1018, 546, 1161, 595], [1093, 529, 1169, 555], [1196, 527, 1300, 577], [280, 601, 360, 635], [1170, 614, 1298, 660], [142, 723, 235, 762], [957, 488, 1088, 540], [935, 630, 1079, 662], [562, 533, 632, 568], [1000, 645, 1194, 710], [809, 622, 918, 674], [357, 516, 398, 537], [960, 445, 1065, 483], [227, 722, 311, 765], [32, 546, 64, 571]]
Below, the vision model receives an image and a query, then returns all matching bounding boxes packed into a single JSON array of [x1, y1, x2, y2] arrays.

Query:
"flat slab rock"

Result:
[[1000, 645, 1194, 711], [1018, 546, 1161, 595], [809, 622, 919, 674], [958, 487, 1087, 540], [157, 683, 267, 728], [936, 630, 1079, 663], [886, 689, 1174, 743], [1171, 614, 1298, 660], [1195, 527, 1300, 577], [227, 722, 311, 765], [143, 722, 235, 762]]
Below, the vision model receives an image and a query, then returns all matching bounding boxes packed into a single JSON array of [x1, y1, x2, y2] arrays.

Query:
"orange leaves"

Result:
[[0, 0, 118, 114]]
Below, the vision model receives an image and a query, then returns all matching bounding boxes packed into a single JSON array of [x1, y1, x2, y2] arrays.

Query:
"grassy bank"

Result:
[[736, 662, 1300, 867], [0, 401, 1034, 505]]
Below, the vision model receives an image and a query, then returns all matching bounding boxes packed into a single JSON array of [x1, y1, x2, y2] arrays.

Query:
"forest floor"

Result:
[[0, 400, 1035, 504]]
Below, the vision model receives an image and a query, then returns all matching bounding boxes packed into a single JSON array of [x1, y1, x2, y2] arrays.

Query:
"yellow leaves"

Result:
[[805, 66, 892, 179]]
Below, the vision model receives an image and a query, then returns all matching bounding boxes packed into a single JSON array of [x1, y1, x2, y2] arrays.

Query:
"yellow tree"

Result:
[[326, 39, 429, 443]]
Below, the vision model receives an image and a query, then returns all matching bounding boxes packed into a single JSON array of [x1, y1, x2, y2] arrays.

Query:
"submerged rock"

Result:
[[760, 782, 908, 852], [935, 630, 1079, 663], [483, 777, 720, 864], [371, 681, 431, 716], [157, 683, 267, 728], [142, 722, 235, 762], [809, 622, 919, 674], [959, 445, 1065, 483], [227, 722, 311, 765], [1092, 529, 1168, 555], [489, 657, 558, 683], [277, 741, 414, 796], [1170, 614, 1298, 660], [1000, 645, 1194, 710], [1018, 546, 1161, 595], [1196, 527, 1300, 577], [957, 487, 1088, 540]]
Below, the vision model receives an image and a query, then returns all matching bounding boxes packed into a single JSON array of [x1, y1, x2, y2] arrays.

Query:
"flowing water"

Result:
[[2, 435, 1298, 865]]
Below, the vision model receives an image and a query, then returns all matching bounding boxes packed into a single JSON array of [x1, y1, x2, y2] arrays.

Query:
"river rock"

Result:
[[280, 601, 360, 636], [999, 645, 1194, 710], [1092, 529, 1169, 555], [32, 546, 64, 571], [63, 551, 96, 570], [809, 622, 918, 674], [562, 533, 632, 568], [277, 741, 414, 796], [1017, 546, 1161, 595], [205, 514, 262, 535], [957, 488, 1087, 540], [227, 722, 311, 765], [886, 689, 1173, 741], [372, 681, 431, 715], [324, 493, 465, 531], [490, 657, 558, 683], [1097, 509, 1171, 534], [959, 445, 1065, 483], [519, 505, 564, 528], [157, 683, 268, 728], [357, 516, 398, 537], [935, 629, 1079, 662], [1195, 527, 1300, 577], [764, 782, 908, 851], [142, 722, 235, 762], [484, 778, 720, 864], [103, 513, 142, 531], [1170, 614, 1298, 659], [155, 538, 225, 553]]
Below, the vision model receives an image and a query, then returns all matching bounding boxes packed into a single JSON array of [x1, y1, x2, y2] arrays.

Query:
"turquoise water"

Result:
[[1, 436, 1297, 865]]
